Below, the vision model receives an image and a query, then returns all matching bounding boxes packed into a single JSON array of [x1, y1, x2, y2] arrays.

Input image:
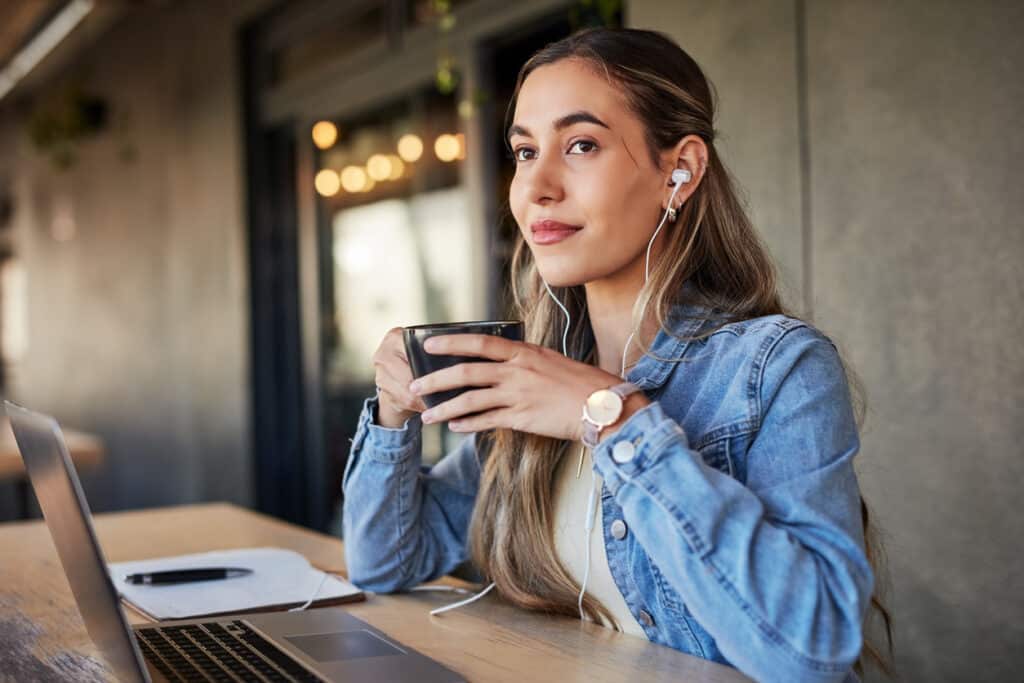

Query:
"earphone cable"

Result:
[[543, 280, 572, 356], [437, 173, 686, 622], [288, 570, 331, 612], [577, 198, 674, 620], [430, 581, 497, 616]]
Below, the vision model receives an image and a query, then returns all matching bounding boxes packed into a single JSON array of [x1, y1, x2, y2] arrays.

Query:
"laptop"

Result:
[[5, 401, 465, 683]]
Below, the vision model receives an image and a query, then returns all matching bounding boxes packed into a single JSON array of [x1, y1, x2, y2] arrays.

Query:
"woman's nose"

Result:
[[523, 153, 564, 205]]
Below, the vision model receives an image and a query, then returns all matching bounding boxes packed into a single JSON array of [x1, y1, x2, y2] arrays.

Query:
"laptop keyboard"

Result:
[[135, 620, 323, 682]]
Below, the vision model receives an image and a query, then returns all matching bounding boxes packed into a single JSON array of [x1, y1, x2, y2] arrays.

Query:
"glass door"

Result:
[[244, 0, 621, 532], [313, 86, 478, 497]]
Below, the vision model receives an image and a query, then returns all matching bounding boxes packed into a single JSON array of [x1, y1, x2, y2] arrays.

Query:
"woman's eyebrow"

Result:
[[507, 110, 611, 142]]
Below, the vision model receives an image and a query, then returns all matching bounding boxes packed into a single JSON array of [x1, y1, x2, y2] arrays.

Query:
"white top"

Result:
[[551, 445, 647, 638]]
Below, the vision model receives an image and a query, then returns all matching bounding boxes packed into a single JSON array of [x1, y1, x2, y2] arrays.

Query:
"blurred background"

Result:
[[0, 1, 1020, 680]]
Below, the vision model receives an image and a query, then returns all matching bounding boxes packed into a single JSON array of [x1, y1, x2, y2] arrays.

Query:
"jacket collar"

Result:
[[626, 301, 710, 391]]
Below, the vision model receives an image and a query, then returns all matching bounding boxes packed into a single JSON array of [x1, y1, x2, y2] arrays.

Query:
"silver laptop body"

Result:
[[6, 401, 464, 683]]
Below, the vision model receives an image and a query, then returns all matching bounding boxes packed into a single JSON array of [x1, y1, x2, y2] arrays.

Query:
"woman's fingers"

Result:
[[423, 333, 520, 361], [447, 407, 514, 433], [390, 359, 428, 411], [410, 361, 503, 396], [370, 327, 433, 419], [420, 387, 507, 425], [373, 359, 421, 411], [380, 373, 424, 413]]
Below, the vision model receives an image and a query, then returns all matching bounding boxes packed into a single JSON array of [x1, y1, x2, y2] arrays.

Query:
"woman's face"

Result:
[[508, 58, 671, 288]]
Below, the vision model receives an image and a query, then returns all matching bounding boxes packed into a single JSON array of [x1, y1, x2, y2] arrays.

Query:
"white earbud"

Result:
[[670, 168, 692, 186]]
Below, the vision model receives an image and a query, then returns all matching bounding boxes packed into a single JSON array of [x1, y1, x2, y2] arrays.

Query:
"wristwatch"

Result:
[[580, 382, 642, 448]]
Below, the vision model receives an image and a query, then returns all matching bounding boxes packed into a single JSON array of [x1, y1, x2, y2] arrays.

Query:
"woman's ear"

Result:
[[661, 134, 708, 211]]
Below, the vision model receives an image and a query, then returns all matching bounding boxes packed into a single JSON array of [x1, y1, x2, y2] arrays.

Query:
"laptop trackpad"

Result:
[[285, 630, 404, 662]]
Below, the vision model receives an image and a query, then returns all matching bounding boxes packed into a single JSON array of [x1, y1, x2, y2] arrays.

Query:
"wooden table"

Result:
[[0, 416, 105, 518], [0, 503, 750, 682]]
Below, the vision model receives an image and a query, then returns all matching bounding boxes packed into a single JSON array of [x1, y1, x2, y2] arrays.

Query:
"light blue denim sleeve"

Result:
[[593, 326, 873, 683], [341, 391, 481, 592]]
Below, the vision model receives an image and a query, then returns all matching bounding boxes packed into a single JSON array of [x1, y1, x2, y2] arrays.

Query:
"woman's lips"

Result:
[[531, 220, 582, 245]]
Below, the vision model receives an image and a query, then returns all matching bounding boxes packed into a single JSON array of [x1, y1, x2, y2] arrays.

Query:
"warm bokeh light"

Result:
[[397, 134, 423, 162], [455, 132, 466, 160], [314, 169, 341, 197], [434, 133, 460, 162], [311, 121, 338, 150], [386, 154, 405, 180], [366, 154, 393, 181], [341, 165, 369, 193]]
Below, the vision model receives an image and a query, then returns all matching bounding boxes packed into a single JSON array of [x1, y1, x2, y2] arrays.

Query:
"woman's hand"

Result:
[[408, 334, 632, 441], [372, 327, 428, 429]]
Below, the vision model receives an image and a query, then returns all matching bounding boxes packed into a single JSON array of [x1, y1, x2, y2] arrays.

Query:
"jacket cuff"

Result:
[[352, 391, 422, 463], [591, 400, 691, 496]]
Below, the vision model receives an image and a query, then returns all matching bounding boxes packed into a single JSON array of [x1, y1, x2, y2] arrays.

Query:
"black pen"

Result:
[[125, 567, 253, 585]]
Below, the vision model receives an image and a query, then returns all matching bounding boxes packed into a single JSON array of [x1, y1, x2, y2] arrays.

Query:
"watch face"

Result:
[[585, 389, 622, 426]]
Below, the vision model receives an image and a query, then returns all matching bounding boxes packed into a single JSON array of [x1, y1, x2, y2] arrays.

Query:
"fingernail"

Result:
[[409, 380, 421, 393], [421, 410, 434, 423], [449, 421, 462, 431], [424, 338, 437, 352]]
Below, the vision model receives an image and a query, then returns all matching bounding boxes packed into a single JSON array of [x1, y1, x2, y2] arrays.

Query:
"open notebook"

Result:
[[108, 547, 364, 621]]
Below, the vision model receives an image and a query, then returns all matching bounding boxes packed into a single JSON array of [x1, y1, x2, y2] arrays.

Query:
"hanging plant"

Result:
[[429, 0, 459, 95], [569, 0, 623, 30], [25, 84, 109, 170], [427, 0, 622, 110]]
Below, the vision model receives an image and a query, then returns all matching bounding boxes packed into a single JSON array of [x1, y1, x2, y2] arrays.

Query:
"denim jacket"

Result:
[[342, 306, 873, 683]]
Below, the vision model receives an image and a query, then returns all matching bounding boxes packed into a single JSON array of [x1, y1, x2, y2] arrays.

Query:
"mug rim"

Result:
[[404, 320, 523, 332]]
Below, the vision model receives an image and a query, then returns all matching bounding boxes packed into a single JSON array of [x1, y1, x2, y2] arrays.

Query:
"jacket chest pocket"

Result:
[[696, 437, 733, 478]]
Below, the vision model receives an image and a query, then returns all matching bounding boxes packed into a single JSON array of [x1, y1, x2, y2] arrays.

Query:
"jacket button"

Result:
[[611, 519, 628, 540], [612, 440, 635, 463], [638, 609, 655, 627]]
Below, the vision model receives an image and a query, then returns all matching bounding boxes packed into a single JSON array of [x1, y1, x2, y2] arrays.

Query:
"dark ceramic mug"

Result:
[[403, 320, 525, 409]]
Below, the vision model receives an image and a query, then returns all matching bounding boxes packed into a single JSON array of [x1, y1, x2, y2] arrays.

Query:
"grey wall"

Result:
[[631, 0, 807, 309], [0, 1, 268, 512], [631, 1, 1023, 681]]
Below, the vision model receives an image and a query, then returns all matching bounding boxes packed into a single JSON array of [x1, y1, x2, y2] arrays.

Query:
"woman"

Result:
[[343, 27, 891, 682]]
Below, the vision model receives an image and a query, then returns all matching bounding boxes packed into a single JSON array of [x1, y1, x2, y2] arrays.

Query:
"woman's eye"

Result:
[[513, 147, 536, 162], [568, 140, 597, 154]]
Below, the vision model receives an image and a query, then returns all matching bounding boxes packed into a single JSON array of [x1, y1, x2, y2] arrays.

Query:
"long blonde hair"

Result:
[[469, 28, 893, 677]]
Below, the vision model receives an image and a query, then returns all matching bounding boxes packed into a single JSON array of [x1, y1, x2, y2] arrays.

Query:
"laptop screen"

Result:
[[6, 402, 149, 683]]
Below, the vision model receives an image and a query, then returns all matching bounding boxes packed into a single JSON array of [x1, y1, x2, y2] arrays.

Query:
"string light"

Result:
[[314, 169, 340, 196], [341, 166, 369, 193], [397, 134, 423, 162], [312, 121, 338, 150], [366, 154, 393, 181], [386, 155, 405, 180], [434, 133, 460, 162]]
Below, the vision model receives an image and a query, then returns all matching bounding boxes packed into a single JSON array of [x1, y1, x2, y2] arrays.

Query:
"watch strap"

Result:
[[609, 381, 641, 401]]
